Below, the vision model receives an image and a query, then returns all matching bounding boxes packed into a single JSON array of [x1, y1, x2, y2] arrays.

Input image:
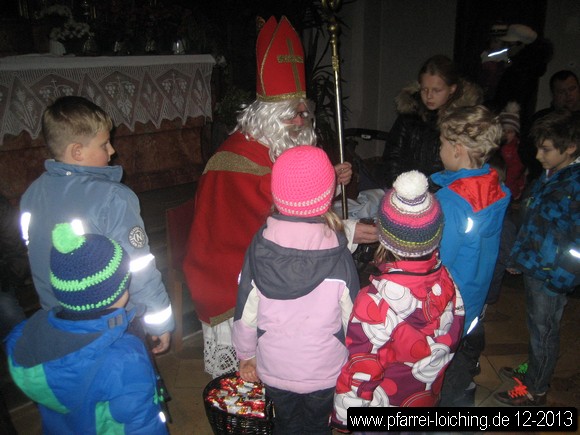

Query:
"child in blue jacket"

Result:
[[20, 96, 173, 353], [431, 105, 511, 406], [495, 110, 579, 406], [6, 223, 168, 434]]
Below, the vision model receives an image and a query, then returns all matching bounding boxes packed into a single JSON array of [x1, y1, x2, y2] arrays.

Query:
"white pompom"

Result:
[[504, 101, 520, 114], [392, 170, 428, 201]]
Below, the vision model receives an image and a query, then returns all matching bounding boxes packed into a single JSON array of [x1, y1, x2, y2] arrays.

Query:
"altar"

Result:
[[0, 54, 215, 202]]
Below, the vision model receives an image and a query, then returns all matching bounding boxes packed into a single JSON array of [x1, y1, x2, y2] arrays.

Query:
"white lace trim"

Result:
[[201, 319, 239, 378]]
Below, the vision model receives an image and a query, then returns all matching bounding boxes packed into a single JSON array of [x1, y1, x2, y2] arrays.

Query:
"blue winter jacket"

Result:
[[5, 308, 168, 434], [431, 165, 511, 335], [20, 160, 174, 336], [511, 161, 580, 294]]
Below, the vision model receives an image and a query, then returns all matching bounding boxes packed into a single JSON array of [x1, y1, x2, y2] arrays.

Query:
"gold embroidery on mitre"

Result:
[[278, 38, 304, 93], [203, 151, 271, 176], [258, 17, 305, 99], [278, 54, 304, 63], [257, 91, 307, 102], [258, 20, 279, 98]]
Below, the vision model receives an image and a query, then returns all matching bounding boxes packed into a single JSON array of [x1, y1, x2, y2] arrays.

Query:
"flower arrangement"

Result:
[[38, 5, 92, 42]]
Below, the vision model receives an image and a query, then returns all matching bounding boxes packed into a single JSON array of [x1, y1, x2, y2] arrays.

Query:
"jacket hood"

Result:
[[373, 254, 458, 322], [432, 165, 511, 237], [431, 165, 491, 186], [247, 216, 352, 300], [395, 79, 483, 117], [45, 159, 124, 182], [11, 308, 132, 369]]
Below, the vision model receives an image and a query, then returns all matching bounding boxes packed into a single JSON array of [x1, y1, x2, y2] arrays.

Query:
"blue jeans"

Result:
[[524, 275, 568, 394], [265, 385, 334, 435]]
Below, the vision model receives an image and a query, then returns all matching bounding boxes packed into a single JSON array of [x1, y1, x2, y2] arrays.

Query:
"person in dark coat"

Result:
[[490, 24, 553, 131], [381, 55, 483, 189], [520, 70, 577, 184]]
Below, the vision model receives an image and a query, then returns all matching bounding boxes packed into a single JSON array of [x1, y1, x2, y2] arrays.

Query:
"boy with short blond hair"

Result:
[[20, 96, 174, 353], [41, 96, 113, 158], [431, 105, 511, 406], [495, 110, 580, 406]]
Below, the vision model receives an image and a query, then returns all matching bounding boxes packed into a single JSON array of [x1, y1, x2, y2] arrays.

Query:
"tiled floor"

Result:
[[5, 183, 580, 434]]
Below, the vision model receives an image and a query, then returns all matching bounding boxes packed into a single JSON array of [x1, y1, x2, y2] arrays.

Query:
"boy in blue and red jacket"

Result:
[[431, 105, 511, 406]]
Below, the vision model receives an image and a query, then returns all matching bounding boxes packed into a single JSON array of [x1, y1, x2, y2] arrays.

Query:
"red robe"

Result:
[[183, 132, 273, 324]]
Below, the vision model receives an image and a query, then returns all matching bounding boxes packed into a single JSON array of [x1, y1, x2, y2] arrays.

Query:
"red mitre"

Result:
[[256, 16, 306, 102]]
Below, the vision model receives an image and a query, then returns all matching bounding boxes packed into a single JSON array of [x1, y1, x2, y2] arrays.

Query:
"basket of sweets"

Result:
[[203, 372, 274, 435]]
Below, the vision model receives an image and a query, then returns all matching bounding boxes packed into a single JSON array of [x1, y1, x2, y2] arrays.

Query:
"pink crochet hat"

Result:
[[272, 146, 335, 217], [378, 170, 443, 258]]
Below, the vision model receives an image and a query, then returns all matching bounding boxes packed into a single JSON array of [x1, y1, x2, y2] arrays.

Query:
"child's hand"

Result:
[[150, 332, 171, 354], [239, 358, 259, 383]]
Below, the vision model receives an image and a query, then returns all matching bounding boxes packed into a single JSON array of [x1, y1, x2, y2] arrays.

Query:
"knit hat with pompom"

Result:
[[378, 170, 443, 258], [271, 146, 336, 217], [499, 101, 520, 134], [50, 222, 131, 315]]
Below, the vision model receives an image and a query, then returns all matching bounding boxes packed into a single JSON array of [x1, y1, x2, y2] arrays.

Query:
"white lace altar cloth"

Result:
[[0, 54, 215, 143]]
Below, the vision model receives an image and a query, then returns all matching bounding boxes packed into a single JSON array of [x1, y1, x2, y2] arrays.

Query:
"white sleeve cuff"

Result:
[[343, 218, 358, 253]]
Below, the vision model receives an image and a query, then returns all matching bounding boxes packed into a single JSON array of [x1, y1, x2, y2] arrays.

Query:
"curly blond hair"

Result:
[[439, 105, 502, 168]]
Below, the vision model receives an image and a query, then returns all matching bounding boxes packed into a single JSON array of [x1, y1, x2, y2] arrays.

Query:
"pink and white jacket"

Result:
[[233, 214, 360, 394]]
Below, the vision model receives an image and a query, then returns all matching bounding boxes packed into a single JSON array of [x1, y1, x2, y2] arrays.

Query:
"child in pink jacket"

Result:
[[233, 146, 360, 434]]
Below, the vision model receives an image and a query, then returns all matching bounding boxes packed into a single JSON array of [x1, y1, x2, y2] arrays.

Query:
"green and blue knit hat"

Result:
[[50, 223, 131, 314]]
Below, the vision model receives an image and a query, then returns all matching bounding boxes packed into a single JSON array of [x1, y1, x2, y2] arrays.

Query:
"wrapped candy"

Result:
[[205, 373, 267, 418]]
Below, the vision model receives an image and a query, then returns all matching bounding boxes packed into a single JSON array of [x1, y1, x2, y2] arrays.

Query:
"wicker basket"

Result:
[[203, 373, 274, 435]]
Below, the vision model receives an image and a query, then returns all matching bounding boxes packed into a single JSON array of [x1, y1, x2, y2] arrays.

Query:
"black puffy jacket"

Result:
[[381, 80, 482, 188]]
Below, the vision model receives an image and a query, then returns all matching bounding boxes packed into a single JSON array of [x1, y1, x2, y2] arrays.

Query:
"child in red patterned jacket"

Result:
[[332, 171, 464, 429]]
